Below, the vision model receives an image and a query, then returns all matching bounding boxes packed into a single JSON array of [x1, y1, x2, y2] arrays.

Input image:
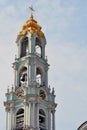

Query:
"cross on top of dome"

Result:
[[29, 6, 35, 17]]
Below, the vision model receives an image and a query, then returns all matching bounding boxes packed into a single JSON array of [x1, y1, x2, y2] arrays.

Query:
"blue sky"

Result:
[[0, 0, 87, 130]]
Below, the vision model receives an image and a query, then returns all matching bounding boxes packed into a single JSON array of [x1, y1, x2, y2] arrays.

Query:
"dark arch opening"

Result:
[[39, 109, 46, 130], [20, 37, 28, 57], [16, 108, 24, 129], [39, 109, 45, 116]]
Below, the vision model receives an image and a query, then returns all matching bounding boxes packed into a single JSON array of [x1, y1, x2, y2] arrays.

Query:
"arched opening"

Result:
[[39, 109, 46, 130], [16, 108, 24, 129], [20, 37, 28, 57], [35, 38, 42, 57], [19, 67, 27, 86], [36, 68, 42, 85]]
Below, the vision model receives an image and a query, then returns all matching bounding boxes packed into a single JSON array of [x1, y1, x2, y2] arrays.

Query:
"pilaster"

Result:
[[52, 110, 55, 130], [5, 108, 9, 130], [36, 103, 39, 129], [48, 108, 51, 130], [24, 101, 29, 128], [10, 106, 14, 129]]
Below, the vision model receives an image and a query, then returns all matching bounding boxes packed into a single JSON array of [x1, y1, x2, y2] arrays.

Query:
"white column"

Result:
[[48, 108, 51, 130], [27, 62, 29, 86], [14, 68, 16, 87], [6, 108, 9, 130], [29, 36, 32, 54], [10, 107, 14, 129], [29, 64, 31, 85], [14, 67, 18, 88], [30, 102, 33, 127], [29, 101, 36, 128], [24, 102, 28, 128], [32, 102, 36, 128], [17, 71, 19, 87], [36, 103, 39, 129], [30, 102, 35, 127], [9, 111, 11, 130], [28, 102, 31, 127], [6, 111, 8, 130], [26, 103, 28, 127], [52, 110, 55, 130]]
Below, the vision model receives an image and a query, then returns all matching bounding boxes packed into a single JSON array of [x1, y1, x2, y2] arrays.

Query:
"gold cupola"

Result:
[[18, 15, 44, 38]]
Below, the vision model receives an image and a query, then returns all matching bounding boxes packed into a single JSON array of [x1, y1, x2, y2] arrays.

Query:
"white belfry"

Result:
[[4, 8, 57, 130]]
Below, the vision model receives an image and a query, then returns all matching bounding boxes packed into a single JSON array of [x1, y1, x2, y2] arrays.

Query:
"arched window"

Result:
[[19, 67, 27, 86], [16, 108, 24, 129], [39, 109, 46, 130], [36, 68, 42, 85], [35, 38, 42, 57], [20, 37, 28, 57]]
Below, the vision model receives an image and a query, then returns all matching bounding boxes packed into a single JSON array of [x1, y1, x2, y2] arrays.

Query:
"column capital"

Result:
[[5, 107, 10, 112], [10, 107, 14, 111], [51, 109, 56, 113], [29, 100, 37, 104], [24, 101, 29, 106]]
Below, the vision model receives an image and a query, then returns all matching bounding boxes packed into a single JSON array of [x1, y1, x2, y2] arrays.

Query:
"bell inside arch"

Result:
[[19, 67, 27, 86]]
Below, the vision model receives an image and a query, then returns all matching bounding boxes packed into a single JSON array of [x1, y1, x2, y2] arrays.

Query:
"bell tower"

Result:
[[4, 10, 57, 130]]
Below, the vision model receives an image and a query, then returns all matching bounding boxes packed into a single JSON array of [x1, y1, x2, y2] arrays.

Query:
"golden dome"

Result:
[[18, 15, 44, 37]]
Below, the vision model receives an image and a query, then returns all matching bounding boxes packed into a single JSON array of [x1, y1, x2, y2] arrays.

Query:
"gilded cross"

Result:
[[29, 6, 35, 16]]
